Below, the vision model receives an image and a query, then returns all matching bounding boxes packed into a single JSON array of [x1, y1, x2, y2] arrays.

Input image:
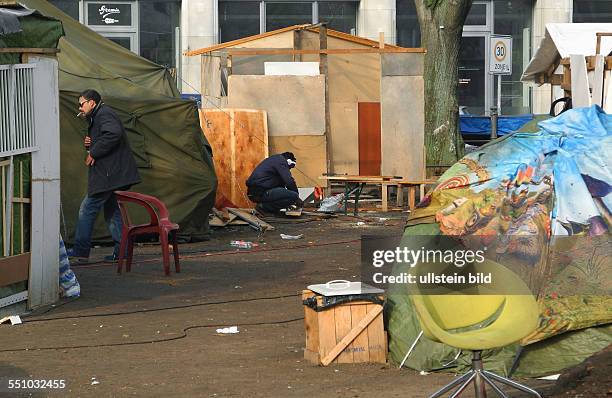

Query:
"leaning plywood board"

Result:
[[201, 110, 232, 205], [380, 76, 425, 181], [269, 135, 327, 187], [200, 109, 268, 208]]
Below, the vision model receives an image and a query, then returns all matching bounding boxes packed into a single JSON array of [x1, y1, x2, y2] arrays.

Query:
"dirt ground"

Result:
[[0, 211, 605, 397]]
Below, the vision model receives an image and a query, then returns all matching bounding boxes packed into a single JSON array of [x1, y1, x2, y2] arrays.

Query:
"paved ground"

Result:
[[1, 212, 559, 397]]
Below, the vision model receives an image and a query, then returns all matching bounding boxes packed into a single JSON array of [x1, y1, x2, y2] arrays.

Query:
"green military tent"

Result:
[[6, 0, 217, 242]]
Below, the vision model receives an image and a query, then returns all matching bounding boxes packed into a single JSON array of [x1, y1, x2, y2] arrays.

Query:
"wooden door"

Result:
[[358, 102, 381, 176]]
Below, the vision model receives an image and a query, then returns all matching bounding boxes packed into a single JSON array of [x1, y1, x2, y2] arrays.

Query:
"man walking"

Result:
[[67, 89, 141, 262], [246, 152, 302, 214]]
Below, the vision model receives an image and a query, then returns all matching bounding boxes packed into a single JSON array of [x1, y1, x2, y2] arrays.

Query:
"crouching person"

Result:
[[246, 152, 302, 214]]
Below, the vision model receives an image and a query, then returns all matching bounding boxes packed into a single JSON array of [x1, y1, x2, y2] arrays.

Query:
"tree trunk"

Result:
[[415, 0, 472, 173]]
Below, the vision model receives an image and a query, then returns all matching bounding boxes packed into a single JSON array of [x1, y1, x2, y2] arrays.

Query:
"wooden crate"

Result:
[[302, 289, 387, 366]]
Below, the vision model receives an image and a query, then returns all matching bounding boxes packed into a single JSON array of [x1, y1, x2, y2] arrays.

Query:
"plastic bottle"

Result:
[[230, 240, 258, 249]]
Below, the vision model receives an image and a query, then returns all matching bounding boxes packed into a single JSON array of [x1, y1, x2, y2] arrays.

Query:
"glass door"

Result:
[[461, 0, 493, 115], [102, 33, 137, 52], [458, 34, 490, 115]]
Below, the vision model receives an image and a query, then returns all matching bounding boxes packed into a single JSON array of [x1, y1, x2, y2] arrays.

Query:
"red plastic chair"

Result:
[[114, 191, 180, 276]]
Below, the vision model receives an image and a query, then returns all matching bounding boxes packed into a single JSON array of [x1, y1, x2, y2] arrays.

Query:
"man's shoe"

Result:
[[66, 248, 89, 264], [103, 254, 119, 263]]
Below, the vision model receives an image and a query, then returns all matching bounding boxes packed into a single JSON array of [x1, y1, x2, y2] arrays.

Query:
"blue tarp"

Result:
[[460, 114, 533, 137]]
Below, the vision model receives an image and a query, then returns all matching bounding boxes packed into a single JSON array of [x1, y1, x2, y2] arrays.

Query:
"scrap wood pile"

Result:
[[209, 205, 274, 231]]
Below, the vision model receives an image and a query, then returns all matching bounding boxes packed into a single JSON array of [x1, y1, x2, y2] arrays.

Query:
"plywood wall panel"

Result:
[[269, 135, 327, 187], [228, 75, 325, 136], [380, 76, 424, 180], [330, 102, 359, 175]]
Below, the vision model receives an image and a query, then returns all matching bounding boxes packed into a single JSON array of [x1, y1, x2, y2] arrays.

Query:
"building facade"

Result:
[[49, 0, 611, 114]]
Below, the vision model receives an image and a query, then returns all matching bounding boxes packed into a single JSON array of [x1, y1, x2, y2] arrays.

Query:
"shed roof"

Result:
[[185, 24, 408, 56]]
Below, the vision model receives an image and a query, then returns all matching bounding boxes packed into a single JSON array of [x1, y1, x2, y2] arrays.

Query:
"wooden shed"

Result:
[[186, 25, 426, 194]]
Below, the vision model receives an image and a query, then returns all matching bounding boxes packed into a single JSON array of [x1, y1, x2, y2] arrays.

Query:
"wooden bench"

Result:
[[381, 179, 438, 212]]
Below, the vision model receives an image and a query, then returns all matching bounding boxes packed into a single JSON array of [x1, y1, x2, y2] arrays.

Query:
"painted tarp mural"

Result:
[[387, 105, 611, 377]]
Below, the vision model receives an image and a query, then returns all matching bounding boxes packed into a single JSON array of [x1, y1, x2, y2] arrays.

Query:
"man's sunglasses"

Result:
[[78, 99, 91, 107]]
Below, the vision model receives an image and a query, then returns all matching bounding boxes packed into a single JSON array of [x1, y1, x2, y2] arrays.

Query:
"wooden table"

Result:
[[319, 175, 398, 215]]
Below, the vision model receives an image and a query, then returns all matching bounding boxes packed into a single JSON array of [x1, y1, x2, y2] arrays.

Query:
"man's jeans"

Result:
[[72, 191, 122, 258], [260, 187, 299, 212]]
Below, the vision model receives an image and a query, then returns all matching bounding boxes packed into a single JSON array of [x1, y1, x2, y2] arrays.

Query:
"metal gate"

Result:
[[0, 63, 38, 310]]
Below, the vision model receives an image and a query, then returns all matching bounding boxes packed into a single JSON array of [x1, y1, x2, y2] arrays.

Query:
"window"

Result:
[[573, 0, 612, 23], [87, 2, 133, 26], [218, 1, 358, 43], [139, 0, 181, 68], [465, 3, 487, 25], [494, 0, 532, 114], [219, 1, 260, 43], [396, 0, 420, 47], [48, 0, 80, 20], [319, 1, 357, 34], [266, 2, 313, 32]]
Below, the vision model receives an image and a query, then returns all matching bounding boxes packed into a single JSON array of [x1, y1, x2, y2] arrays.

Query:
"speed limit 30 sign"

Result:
[[489, 35, 512, 75]]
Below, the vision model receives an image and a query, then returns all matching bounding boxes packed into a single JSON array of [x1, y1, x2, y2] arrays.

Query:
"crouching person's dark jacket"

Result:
[[246, 154, 298, 200]]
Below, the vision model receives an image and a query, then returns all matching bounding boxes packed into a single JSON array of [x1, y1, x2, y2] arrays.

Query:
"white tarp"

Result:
[[521, 23, 612, 84], [264, 62, 320, 76]]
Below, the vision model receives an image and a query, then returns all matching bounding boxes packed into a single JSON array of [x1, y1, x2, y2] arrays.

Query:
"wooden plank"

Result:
[[19, 162, 23, 254], [320, 25, 332, 181], [317, 306, 337, 365], [227, 48, 424, 56], [227, 208, 274, 231], [209, 215, 228, 227], [358, 102, 382, 176], [604, 70, 612, 113], [0, 253, 29, 286], [381, 183, 388, 212], [570, 54, 591, 108], [408, 186, 416, 210], [320, 175, 397, 182], [592, 55, 605, 107], [320, 305, 383, 366], [396, 186, 404, 207], [350, 304, 370, 363], [302, 290, 319, 361], [596, 32, 612, 55], [1, 163, 5, 254], [227, 218, 249, 226], [0, 48, 59, 54], [334, 305, 354, 363], [393, 179, 439, 185], [365, 303, 387, 363]]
